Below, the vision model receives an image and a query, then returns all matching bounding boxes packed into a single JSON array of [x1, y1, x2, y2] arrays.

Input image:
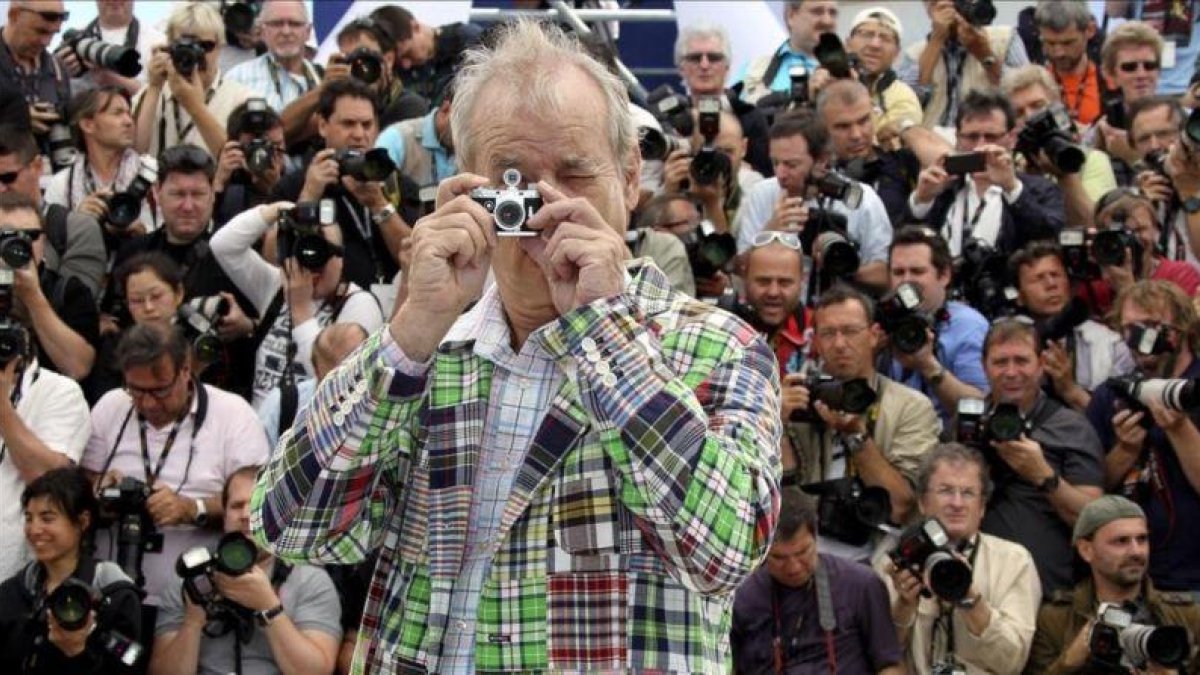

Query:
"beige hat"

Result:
[[849, 8, 904, 42], [1072, 495, 1147, 543]]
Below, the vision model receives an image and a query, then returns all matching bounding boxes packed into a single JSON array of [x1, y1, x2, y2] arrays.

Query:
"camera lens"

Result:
[[107, 193, 142, 229], [892, 317, 929, 354], [839, 378, 877, 414], [48, 582, 92, 632], [0, 235, 32, 269], [349, 50, 382, 84], [820, 237, 860, 279], [925, 551, 973, 602], [987, 404, 1024, 441], [494, 198, 526, 231], [215, 533, 258, 575], [1093, 231, 1129, 267]]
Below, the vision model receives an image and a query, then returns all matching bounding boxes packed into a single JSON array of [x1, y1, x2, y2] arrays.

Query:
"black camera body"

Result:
[[336, 147, 396, 183], [802, 476, 891, 545], [1058, 229, 1100, 281], [789, 372, 877, 423], [956, 398, 1029, 448], [953, 238, 1017, 319], [815, 170, 864, 209], [954, 0, 997, 26], [680, 220, 736, 281], [60, 29, 142, 78], [690, 96, 732, 187], [169, 38, 207, 78], [107, 156, 158, 230], [470, 168, 543, 237], [814, 33, 856, 79], [176, 532, 259, 616], [277, 199, 337, 271], [1089, 602, 1191, 672], [345, 47, 384, 85], [0, 229, 34, 270], [814, 229, 861, 280], [1036, 298, 1090, 348], [889, 517, 974, 602], [178, 295, 230, 365], [242, 138, 276, 177], [878, 282, 932, 354], [0, 316, 27, 367], [1016, 105, 1085, 174], [42, 578, 145, 667], [98, 477, 162, 589]]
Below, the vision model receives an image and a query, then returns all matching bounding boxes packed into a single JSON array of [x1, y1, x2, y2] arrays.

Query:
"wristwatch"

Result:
[[927, 365, 947, 387], [956, 591, 982, 610], [840, 431, 868, 455], [371, 203, 398, 226], [1037, 471, 1061, 493], [981, 55, 998, 69], [255, 604, 285, 627], [1182, 196, 1200, 214], [193, 498, 208, 527]]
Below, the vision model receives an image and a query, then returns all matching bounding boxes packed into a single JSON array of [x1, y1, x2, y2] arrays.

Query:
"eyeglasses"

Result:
[[753, 231, 802, 249], [124, 370, 182, 401], [815, 324, 869, 341], [0, 171, 21, 186], [931, 485, 981, 502], [18, 7, 69, 23], [262, 19, 309, 30], [682, 51, 726, 65], [1117, 60, 1160, 73], [957, 131, 1006, 144]]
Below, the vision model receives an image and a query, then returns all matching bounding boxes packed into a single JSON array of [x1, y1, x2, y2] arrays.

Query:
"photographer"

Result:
[[133, 2, 254, 159], [735, 112, 893, 289], [844, 8, 923, 141], [662, 108, 757, 239], [1028, 496, 1200, 674], [731, 487, 903, 675], [787, 285, 941, 558], [0, 467, 142, 674], [1003, 64, 1117, 231], [897, 0, 1028, 130], [0, 2, 71, 147], [744, 232, 810, 383], [907, 90, 1065, 258], [373, 5, 483, 105], [225, 1, 321, 114], [1086, 281, 1200, 594], [56, 0, 164, 97], [877, 443, 1041, 675], [737, 1, 835, 105], [974, 317, 1104, 594], [280, 18, 428, 152], [1034, 0, 1103, 126], [1128, 97, 1200, 268], [45, 87, 153, 262], [1092, 188, 1200, 298], [210, 201, 384, 407], [885, 226, 989, 425], [81, 324, 269, 607], [149, 465, 341, 675], [373, 77, 455, 192], [627, 194, 696, 297], [1089, 22, 1163, 171], [213, 99, 288, 227], [1010, 241, 1134, 412], [273, 78, 410, 291]]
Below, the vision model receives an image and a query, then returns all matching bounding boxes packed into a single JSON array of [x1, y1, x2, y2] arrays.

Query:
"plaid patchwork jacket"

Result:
[[250, 262, 782, 674]]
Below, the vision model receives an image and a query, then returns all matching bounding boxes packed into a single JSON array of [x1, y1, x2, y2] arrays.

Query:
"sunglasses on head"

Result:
[[753, 231, 802, 250], [18, 7, 68, 23], [1117, 60, 1159, 73]]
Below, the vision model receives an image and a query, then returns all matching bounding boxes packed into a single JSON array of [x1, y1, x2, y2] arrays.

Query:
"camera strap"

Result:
[[136, 380, 208, 490], [339, 195, 386, 282], [928, 537, 980, 667], [0, 362, 37, 467], [84, 18, 140, 50], [161, 77, 219, 151], [939, 45, 969, 127], [770, 563, 838, 674], [264, 56, 318, 103]]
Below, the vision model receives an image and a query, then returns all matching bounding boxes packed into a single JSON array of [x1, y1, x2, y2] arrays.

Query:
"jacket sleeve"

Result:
[[249, 328, 424, 565], [1007, 175, 1066, 249], [538, 294, 782, 596], [956, 544, 1042, 675], [1024, 603, 1077, 675]]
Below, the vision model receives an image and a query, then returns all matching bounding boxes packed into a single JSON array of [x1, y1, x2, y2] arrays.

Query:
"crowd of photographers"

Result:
[[0, 0, 1195, 673]]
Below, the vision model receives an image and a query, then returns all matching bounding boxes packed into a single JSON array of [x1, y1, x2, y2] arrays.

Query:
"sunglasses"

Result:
[[18, 7, 68, 23], [753, 231, 802, 249], [683, 51, 726, 64], [1117, 60, 1159, 73], [261, 19, 309, 30], [181, 35, 219, 53], [0, 171, 20, 186], [125, 370, 182, 401]]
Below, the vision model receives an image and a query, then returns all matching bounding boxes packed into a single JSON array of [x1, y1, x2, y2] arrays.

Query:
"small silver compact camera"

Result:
[[470, 168, 543, 236]]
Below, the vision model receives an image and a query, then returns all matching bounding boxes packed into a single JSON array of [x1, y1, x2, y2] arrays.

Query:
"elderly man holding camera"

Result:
[[877, 443, 1041, 675]]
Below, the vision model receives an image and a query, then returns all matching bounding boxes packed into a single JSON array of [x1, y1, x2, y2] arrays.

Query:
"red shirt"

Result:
[[1152, 259, 1200, 296]]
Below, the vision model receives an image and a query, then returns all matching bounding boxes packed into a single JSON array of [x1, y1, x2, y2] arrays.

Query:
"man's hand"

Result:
[[1099, 246, 1137, 293], [1136, 169, 1175, 204], [980, 143, 1018, 192], [522, 181, 627, 315], [957, 16, 995, 62], [808, 67, 833, 99], [341, 175, 388, 210], [146, 482, 198, 527], [814, 401, 868, 435], [662, 149, 692, 194], [56, 47, 85, 78], [28, 103, 61, 136], [780, 373, 811, 422], [766, 194, 810, 233], [0, 358, 20, 403], [146, 49, 171, 89], [930, 0, 958, 41], [1112, 408, 1148, 454], [77, 189, 113, 222], [12, 257, 44, 306], [1167, 140, 1200, 198], [214, 141, 246, 193], [1061, 620, 1095, 670], [321, 58, 351, 87], [913, 163, 954, 204], [1149, 403, 1191, 434], [216, 292, 254, 341], [300, 148, 340, 200], [887, 561, 924, 608], [1042, 339, 1083, 397], [47, 610, 93, 658], [695, 270, 729, 297], [95, 469, 125, 491], [993, 435, 1054, 484], [281, 258, 316, 325], [167, 66, 205, 113], [892, 330, 940, 378], [214, 565, 279, 612]]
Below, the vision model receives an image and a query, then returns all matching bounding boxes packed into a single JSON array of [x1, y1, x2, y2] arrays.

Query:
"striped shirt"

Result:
[[224, 53, 320, 113]]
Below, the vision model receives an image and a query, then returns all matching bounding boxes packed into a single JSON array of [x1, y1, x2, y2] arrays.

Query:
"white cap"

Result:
[[850, 8, 903, 42]]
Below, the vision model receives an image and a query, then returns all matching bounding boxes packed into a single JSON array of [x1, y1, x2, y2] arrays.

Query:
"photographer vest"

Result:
[[740, 42, 817, 105], [390, 115, 439, 188], [904, 26, 1014, 128]]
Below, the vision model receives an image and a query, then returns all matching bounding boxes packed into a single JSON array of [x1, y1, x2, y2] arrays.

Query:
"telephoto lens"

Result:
[[346, 47, 383, 84], [336, 148, 396, 182], [215, 532, 258, 575], [0, 231, 33, 269], [47, 578, 95, 631]]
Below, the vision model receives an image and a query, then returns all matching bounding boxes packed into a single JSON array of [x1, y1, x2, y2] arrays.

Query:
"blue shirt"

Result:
[[888, 301, 990, 425], [374, 110, 456, 187], [733, 41, 819, 94], [257, 378, 317, 450], [224, 53, 320, 113]]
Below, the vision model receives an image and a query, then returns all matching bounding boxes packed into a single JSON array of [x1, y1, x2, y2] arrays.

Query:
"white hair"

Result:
[[450, 19, 636, 173], [257, 0, 310, 25], [674, 22, 731, 66]]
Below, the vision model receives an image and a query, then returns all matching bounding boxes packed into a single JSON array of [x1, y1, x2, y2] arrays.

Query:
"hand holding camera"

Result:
[[930, 0, 959, 40], [979, 144, 1018, 192], [146, 49, 171, 89], [768, 195, 810, 233], [46, 606, 94, 657], [300, 148, 342, 200], [212, 564, 279, 613], [914, 163, 954, 204], [992, 435, 1052, 485], [28, 102, 61, 136], [214, 140, 247, 192], [1135, 169, 1175, 204], [779, 373, 811, 423], [145, 481, 200, 528], [282, 257, 317, 324], [814, 400, 867, 435]]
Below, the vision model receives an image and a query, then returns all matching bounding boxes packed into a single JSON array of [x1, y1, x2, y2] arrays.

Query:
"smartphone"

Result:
[[944, 152, 987, 175]]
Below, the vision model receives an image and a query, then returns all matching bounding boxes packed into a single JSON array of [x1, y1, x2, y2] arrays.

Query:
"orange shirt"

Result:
[[1053, 62, 1102, 126]]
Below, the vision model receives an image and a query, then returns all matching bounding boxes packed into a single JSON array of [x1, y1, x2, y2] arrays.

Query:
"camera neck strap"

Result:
[[84, 18, 140, 50], [771, 561, 838, 675], [0, 362, 37, 467], [929, 536, 981, 668], [1052, 60, 1093, 123], [136, 380, 207, 489], [264, 55, 318, 103], [161, 77, 219, 150]]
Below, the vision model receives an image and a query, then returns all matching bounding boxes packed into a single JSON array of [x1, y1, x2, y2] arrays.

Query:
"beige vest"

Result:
[[390, 116, 438, 188], [905, 26, 1013, 127]]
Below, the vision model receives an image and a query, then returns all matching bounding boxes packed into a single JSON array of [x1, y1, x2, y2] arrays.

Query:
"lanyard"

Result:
[[85, 18, 139, 49], [960, 187, 990, 246], [161, 77, 220, 148], [939, 44, 969, 127], [0, 364, 37, 466], [772, 567, 838, 675], [339, 195, 385, 282], [136, 389, 193, 486], [265, 57, 317, 103], [1053, 61, 1093, 122]]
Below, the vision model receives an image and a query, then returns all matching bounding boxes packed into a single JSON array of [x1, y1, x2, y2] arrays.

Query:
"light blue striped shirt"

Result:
[[224, 53, 320, 113]]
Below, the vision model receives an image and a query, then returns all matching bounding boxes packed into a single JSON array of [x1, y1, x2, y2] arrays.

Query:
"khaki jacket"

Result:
[[904, 26, 1013, 128], [1026, 578, 1200, 675]]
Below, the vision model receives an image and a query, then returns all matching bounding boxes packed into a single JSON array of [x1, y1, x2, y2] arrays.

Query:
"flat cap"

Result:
[[1073, 495, 1146, 543]]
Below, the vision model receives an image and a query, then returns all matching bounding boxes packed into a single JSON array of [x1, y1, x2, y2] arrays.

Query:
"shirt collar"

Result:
[[420, 109, 444, 153]]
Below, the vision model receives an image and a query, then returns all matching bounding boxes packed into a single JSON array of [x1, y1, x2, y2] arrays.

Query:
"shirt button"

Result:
[[581, 337, 598, 353], [602, 373, 618, 387], [594, 361, 611, 377], [456, 620, 468, 630]]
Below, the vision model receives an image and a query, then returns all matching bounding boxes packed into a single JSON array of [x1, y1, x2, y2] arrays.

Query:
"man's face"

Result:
[[83, 93, 135, 151], [766, 526, 819, 588], [956, 109, 1014, 153], [919, 459, 987, 544], [1039, 24, 1092, 74], [679, 35, 729, 96], [0, 207, 45, 269], [744, 244, 804, 330], [654, 198, 701, 238], [0, 151, 44, 203], [1109, 204, 1161, 255], [847, 20, 899, 76], [889, 243, 949, 311], [1130, 104, 1180, 158], [823, 95, 875, 160], [96, 0, 132, 26], [155, 171, 214, 243], [259, 0, 310, 62], [1016, 255, 1070, 317], [785, 1, 838, 53], [984, 334, 1043, 409], [814, 299, 879, 380], [397, 21, 436, 70], [223, 472, 257, 541], [1109, 45, 1160, 103], [1120, 299, 1183, 377], [1079, 518, 1149, 592], [1009, 84, 1053, 132], [8, 1, 66, 59], [123, 354, 191, 428], [318, 96, 378, 151], [771, 134, 816, 196], [468, 66, 640, 317], [689, 113, 747, 178]]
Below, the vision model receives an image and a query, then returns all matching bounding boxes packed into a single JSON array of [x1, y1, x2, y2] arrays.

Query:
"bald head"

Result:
[[312, 323, 368, 379], [7, 1, 67, 61]]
